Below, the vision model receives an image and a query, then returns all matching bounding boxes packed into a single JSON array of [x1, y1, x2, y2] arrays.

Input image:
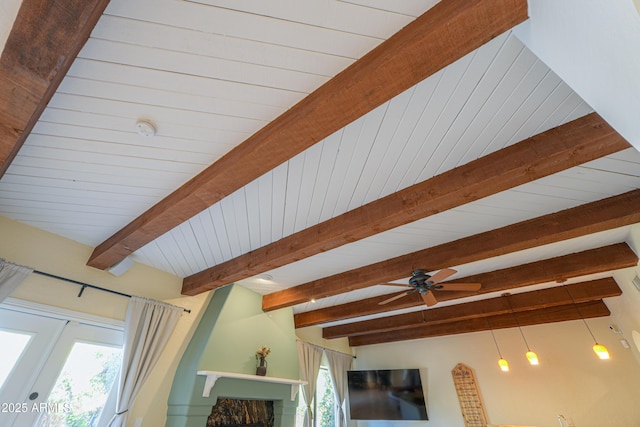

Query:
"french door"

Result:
[[0, 305, 123, 427]]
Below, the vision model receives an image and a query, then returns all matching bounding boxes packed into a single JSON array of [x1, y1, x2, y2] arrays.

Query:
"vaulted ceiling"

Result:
[[1, 0, 639, 346]]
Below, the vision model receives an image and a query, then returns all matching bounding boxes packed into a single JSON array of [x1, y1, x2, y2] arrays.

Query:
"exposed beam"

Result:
[[348, 300, 610, 346], [88, 0, 529, 271], [265, 189, 640, 311], [0, 0, 111, 177], [323, 278, 621, 339], [295, 244, 635, 327], [183, 112, 628, 295]]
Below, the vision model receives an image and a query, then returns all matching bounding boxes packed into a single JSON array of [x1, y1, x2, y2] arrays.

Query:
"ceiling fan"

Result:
[[379, 268, 481, 307]]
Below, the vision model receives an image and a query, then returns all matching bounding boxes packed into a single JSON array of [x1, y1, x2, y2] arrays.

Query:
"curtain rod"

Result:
[[298, 339, 356, 359], [33, 270, 191, 313]]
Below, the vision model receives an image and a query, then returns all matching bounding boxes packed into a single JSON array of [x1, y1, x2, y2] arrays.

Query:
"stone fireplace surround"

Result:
[[207, 398, 274, 427]]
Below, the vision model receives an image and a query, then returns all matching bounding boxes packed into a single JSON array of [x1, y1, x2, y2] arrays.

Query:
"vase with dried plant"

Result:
[[255, 346, 270, 376]]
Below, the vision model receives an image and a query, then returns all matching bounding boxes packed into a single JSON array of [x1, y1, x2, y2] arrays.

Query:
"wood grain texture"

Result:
[[182, 112, 629, 295], [348, 300, 611, 346], [88, 0, 529, 270], [269, 188, 640, 311], [322, 278, 621, 338], [295, 244, 635, 327], [0, 0, 111, 176]]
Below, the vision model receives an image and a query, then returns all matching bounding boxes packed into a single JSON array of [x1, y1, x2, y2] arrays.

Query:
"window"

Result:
[[0, 304, 123, 427], [296, 367, 335, 427]]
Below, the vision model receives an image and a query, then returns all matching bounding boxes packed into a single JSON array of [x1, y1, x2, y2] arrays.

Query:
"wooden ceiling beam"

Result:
[[183, 111, 628, 295], [88, 0, 529, 271], [348, 300, 611, 346], [266, 189, 640, 311], [295, 244, 635, 327], [0, 0, 111, 177], [323, 278, 621, 339]]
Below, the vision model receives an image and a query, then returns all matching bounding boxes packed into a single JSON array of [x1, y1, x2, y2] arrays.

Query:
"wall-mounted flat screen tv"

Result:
[[347, 369, 428, 421]]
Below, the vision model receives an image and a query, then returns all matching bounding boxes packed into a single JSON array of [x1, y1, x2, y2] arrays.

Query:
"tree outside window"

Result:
[[296, 367, 335, 427]]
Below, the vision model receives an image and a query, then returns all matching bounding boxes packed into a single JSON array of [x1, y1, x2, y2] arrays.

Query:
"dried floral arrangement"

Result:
[[256, 346, 271, 358]]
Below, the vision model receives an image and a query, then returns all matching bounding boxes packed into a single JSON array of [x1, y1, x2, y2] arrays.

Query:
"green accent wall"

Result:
[[166, 285, 300, 427]]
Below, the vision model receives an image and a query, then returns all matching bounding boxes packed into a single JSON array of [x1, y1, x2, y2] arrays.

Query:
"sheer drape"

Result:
[[0, 259, 32, 302], [325, 349, 353, 427], [108, 296, 182, 427], [297, 340, 323, 427]]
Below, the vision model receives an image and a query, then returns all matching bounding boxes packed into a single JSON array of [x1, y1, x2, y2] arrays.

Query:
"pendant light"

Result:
[[504, 293, 539, 365], [490, 328, 509, 371], [563, 285, 610, 360]]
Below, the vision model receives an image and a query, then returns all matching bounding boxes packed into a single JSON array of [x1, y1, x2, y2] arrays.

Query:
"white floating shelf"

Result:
[[197, 370, 307, 400]]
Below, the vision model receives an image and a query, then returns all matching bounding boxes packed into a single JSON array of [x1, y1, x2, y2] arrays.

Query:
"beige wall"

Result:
[[352, 313, 640, 427], [0, 215, 210, 426]]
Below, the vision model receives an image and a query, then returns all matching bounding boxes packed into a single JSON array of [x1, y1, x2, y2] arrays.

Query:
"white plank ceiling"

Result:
[[1, 0, 639, 325]]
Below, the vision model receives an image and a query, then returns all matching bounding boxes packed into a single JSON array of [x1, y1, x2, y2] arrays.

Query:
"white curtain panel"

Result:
[[0, 259, 32, 302], [325, 349, 353, 427], [297, 341, 323, 427], [109, 296, 183, 427]]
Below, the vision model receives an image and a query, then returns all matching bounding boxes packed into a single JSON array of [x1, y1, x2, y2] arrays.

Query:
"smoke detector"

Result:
[[136, 120, 156, 137]]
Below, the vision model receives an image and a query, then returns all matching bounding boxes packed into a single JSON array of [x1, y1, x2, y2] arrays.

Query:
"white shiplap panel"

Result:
[[419, 36, 535, 177], [172, 222, 210, 273], [38, 108, 250, 148], [79, 38, 330, 94], [4, 163, 181, 195], [270, 165, 289, 242], [350, 88, 416, 207], [281, 155, 305, 237], [48, 93, 264, 136], [315, 127, 352, 223], [230, 189, 252, 255], [339, 103, 390, 212], [337, 0, 440, 18], [105, 0, 383, 58], [304, 130, 343, 227], [26, 132, 215, 166], [376, 72, 444, 197], [188, 213, 220, 266], [419, 37, 523, 178], [188, 0, 418, 38], [92, 14, 355, 77], [150, 233, 192, 278], [0, 189, 152, 217], [205, 207, 231, 265], [294, 143, 323, 232], [0, 173, 173, 200], [256, 173, 274, 248], [57, 76, 285, 122], [15, 143, 207, 177], [132, 241, 181, 276], [218, 195, 242, 258], [392, 53, 481, 190], [67, 58, 305, 108], [244, 181, 262, 251], [482, 80, 576, 155]]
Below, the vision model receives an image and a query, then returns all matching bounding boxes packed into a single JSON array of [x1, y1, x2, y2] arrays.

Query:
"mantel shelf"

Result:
[[197, 370, 307, 400]]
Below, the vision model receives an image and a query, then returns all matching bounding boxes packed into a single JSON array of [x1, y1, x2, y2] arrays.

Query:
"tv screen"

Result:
[[347, 369, 428, 421]]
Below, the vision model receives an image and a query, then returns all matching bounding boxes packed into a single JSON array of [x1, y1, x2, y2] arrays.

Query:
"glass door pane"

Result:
[[0, 307, 67, 427], [38, 341, 122, 427], [0, 330, 31, 390]]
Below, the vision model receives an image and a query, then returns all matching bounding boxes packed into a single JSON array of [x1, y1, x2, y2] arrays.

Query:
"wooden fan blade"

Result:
[[380, 283, 412, 288], [379, 291, 411, 305], [428, 268, 457, 284], [422, 291, 438, 307], [437, 282, 482, 291]]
